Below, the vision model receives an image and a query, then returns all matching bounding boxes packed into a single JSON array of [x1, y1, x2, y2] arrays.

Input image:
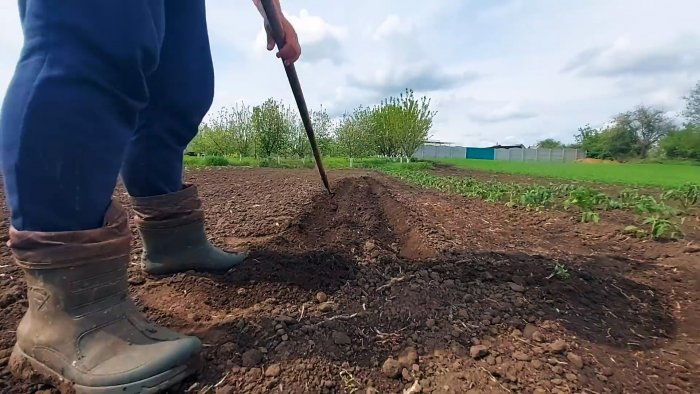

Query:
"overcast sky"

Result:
[[1, 0, 699, 147]]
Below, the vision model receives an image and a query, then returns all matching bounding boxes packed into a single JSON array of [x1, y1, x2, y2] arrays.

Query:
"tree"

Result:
[[574, 123, 639, 160], [575, 124, 607, 158], [683, 81, 700, 125], [604, 123, 640, 159], [335, 106, 375, 164], [537, 138, 563, 149], [614, 106, 675, 158], [310, 106, 335, 157], [187, 109, 237, 156], [186, 104, 258, 157], [227, 103, 256, 157], [369, 89, 436, 159], [252, 98, 291, 158], [660, 124, 700, 160], [370, 102, 401, 157]]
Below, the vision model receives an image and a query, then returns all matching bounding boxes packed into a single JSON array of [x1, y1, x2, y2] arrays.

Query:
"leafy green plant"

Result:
[[564, 187, 609, 211], [662, 183, 700, 211], [564, 187, 609, 222], [519, 187, 554, 209], [618, 189, 642, 205], [581, 211, 600, 223], [203, 156, 230, 166], [547, 262, 571, 280], [642, 215, 683, 240]]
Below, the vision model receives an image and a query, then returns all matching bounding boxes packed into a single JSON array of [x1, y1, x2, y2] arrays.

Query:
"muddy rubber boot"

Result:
[[131, 184, 246, 276], [8, 201, 202, 393]]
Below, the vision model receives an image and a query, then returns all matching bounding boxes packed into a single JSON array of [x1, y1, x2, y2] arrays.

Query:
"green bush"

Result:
[[660, 125, 700, 160], [203, 156, 230, 166]]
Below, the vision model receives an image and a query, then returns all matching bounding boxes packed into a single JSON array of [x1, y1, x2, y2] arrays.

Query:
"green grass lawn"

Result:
[[435, 158, 700, 188]]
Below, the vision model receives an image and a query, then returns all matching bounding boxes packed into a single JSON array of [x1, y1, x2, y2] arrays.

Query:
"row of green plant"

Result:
[[382, 167, 698, 240]]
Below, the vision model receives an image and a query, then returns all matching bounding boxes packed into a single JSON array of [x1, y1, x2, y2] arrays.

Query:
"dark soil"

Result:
[[1, 168, 698, 393]]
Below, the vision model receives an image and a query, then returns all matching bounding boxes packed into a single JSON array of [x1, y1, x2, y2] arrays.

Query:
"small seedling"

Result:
[[547, 262, 571, 280], [581, 211, 600, 223], [623, 225, 648, 238], [662, 183, 700, 212], [642, 215, 683, 240]]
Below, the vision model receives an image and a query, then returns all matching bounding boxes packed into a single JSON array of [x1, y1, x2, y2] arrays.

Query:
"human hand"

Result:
[[264, 16, 301, 66]]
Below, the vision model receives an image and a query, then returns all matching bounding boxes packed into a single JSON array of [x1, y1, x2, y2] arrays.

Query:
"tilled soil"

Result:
[[1, 168, 698, 394]]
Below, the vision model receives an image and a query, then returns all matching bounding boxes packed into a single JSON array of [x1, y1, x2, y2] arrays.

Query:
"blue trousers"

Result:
[[0, 0, 214, 232]]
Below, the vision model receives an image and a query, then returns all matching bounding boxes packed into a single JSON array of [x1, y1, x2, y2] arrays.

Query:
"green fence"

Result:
[[466, 147, 495, 160]]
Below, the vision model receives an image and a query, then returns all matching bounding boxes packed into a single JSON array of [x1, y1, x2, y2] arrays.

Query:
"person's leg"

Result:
[[1, 0, 201, 390], [121, 0, 245, 275], [120, 1, 214, 197]]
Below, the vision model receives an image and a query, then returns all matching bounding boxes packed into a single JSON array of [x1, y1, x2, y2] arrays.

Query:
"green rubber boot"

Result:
[[8, 201, 201, 393], [130, 184, 246, 276]]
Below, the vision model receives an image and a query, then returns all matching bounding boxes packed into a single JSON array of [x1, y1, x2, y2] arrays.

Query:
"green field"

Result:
[[183, 155, 699, 188], [435, 159, 700, 188]]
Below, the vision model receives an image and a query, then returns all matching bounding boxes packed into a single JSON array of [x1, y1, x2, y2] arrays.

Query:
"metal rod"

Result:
[[260, 0, 332, 195]]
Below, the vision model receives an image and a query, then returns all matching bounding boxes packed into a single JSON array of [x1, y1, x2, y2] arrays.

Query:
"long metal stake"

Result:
[[260, 0, 332, 195]]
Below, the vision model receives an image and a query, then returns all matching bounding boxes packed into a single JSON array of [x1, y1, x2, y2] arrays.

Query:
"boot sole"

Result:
[[10, 344, 201, 394], [141, 255, 246, 276]]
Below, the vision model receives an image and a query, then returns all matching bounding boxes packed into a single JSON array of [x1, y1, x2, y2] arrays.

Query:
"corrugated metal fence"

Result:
[[413, 145, 466, 159], [412, 145, 585, 162], [494, 148, 584, 162]]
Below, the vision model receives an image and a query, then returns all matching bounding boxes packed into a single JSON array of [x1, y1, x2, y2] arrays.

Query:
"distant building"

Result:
[[423, 140, 457, 146], [487, 144, 525, 149]]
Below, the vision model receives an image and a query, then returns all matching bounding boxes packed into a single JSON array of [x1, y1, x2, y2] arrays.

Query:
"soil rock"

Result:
[[215, 386, 235, 394], [470, 345, 490, 359], [332, 331, 351, 345], [398, 347, 419, 367], [382, 358, 402, 378], [523, 324, 538, 338], [567, 352, 584, 369], [548, 340, 568, 354], [682, 244, 700, 254], [265, 364, 282, 377], [513, 351, 532, 361], [316, 291, 328, 303], [241, 349, 263, 367]]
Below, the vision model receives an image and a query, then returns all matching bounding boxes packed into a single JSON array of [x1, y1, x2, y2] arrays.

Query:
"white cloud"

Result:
[[372, 15, 414, 40], [564, 36, 700, 77], [466, 102, 538, 124], [348, 63, 478, 95], [254, 9, 348, 64]]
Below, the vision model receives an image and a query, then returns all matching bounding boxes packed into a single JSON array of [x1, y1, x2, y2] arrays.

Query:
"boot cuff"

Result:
[[8, 200, 132, 269], [129, 183, 204, 229]]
